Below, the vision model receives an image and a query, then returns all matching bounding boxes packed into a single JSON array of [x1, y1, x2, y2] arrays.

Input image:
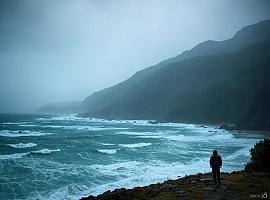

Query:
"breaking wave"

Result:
[[97, 149, 119, 154], [8, 143, 37, 149], [119, 143, 152, 148], [0, 130, 54, 137], [0, 149, 61, 160]]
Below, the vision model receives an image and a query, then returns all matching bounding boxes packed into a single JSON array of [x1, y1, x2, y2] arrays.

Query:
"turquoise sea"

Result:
[[0, 114, 265, 199]]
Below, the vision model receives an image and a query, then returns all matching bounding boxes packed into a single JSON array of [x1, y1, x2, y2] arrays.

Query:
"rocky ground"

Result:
[[80, 171, 270, 200]]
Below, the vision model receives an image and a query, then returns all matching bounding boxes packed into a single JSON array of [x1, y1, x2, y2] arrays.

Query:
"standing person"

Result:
[[210, 150, 222, 187]]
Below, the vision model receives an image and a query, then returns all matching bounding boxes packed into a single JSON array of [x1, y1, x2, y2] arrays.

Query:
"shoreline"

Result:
[[78, 122, 270, 200], [4, 112, 269, 138], [80, 171, 270, 200], [237, 129, 270, 138], [79, 115, 270, 138]]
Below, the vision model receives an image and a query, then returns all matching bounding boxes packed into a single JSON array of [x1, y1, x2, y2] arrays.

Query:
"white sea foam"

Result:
[[2, 122, 28, 125], [101, 143, 115, 146], [44, 114, 95, 123], [36, 117, 50, 121], [119, 143, 152, 148], [119, 130, 180, 140], [77, 153, 91, 160], [118, 131, 149, 135], [121, 120, 199, 128], [0, 130, 54, 137], [2, 122, 17, 124], [0, 148, 60, 160], [79, 126, 128, 131], [66, 145, 76, 148], [224, 139, 263, 162], [18, 124, 37, 127], [8, 143, 37, 148], [164, 132, 234, 142], [97, 149, 119, 154], [88, 159, 210, 196], [133, 129, 234, 143], [72, 119, 158, 126], [35, 115, 77, 122], [50, 116, 75, 121], [0, 152, 28, 160], [136, 135, 163, 139], [33, 183, 91, 200], [31, 149, 61, 155], [163, 135, 185, 141], [34, 115, 76, 121], [41, 124, 128, 131], [117, 131, 166, 136], [41, 125, 66, 128]]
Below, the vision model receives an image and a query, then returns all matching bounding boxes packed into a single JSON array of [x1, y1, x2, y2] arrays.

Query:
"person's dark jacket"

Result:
[[210, 154, 222, 168]]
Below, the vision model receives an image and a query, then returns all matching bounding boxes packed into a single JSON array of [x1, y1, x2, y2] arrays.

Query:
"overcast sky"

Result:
[[0, 0, 270, 113]]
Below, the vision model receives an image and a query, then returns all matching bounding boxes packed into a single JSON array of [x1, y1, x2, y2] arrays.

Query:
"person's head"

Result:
[[213, 150, 218, 155]]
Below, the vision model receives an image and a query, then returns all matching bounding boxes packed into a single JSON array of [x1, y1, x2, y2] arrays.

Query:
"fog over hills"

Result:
[[81, 20, 270, 130], [37, 101, 82, 114]]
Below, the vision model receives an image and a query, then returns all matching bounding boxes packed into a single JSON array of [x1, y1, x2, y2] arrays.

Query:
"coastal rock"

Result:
[[81, 188, 128, 200], [175, 190, 189, 197], [219, 124, 237, 130], [159, 183, 178, 192], [148, 120, 158, 124]]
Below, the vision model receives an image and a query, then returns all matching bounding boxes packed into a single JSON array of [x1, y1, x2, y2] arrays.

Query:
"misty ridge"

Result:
[[38, 20, 270, 131]]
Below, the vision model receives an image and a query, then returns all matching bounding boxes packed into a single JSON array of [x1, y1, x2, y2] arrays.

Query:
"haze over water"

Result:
[[0, 114, 264, 199]]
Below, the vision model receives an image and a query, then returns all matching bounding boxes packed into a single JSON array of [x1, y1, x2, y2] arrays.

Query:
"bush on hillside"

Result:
[[245, 139, 270, 172]]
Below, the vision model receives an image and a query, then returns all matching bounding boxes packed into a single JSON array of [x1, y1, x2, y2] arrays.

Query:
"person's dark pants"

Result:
[[212, 167, 220, 186]]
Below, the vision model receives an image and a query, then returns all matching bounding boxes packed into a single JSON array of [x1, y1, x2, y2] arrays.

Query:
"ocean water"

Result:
[[0, 114, 265, 200]]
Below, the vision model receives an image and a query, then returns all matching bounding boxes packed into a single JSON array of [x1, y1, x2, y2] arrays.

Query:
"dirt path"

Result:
[[194, 176, 238, 200]]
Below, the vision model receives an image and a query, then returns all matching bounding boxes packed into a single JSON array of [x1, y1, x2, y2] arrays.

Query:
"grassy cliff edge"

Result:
[[80, 171, 270, 200], [80, 139, 270, 200]]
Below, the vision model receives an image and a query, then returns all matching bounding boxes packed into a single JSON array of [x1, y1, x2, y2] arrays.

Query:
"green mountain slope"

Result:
[[83, 20, 270, 113], [82, 20, 270, 130]]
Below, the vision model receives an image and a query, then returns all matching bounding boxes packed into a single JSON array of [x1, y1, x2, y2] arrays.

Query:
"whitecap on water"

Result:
[[117, 131, 163, 136], [0, 152, 28, 160], [1, 122, 28, 125], [41, 125, 129, 131], [96, 149, 119, 154], [0, 130, 54, 137], [87, 159, 210, 196], [119, 143, 152, 148], [31, 149, 61, 155], [101, 143, 115, 146], [18, 124, 37, 127], [0, 148, 60, 159], [33, 183, 91, 200], [134, 130, 234, 143], [8, 143, 37, 148]]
